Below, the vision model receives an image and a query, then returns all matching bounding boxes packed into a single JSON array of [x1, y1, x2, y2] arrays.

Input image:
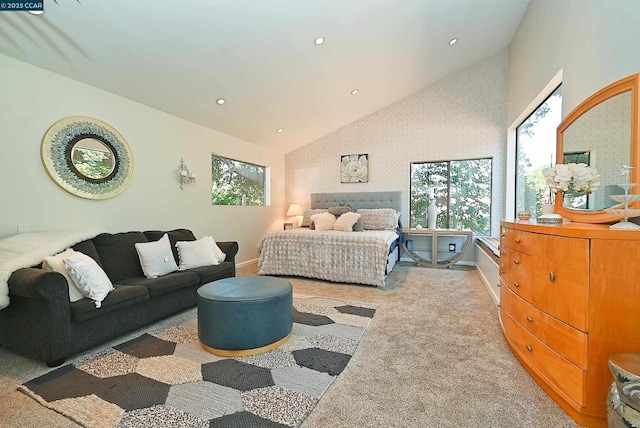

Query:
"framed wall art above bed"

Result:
[[340, 154, 368, 183]]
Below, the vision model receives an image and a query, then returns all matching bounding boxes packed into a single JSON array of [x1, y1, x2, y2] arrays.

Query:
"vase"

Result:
[[427, 198, 437, 229], [607, 353, 640, 428], [541, 203, 555, 215]]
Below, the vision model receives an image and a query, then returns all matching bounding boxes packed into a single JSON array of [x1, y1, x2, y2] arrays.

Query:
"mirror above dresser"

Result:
[[555, 73, 640, 223]]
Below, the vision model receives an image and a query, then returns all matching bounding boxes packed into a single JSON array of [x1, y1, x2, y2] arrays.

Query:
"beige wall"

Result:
[[0, 54, 285, 263], [285, 51, 508, 236], [508, 0, 640, 125]]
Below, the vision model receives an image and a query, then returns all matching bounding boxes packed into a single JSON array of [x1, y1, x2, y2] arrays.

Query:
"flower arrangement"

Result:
[[542, 163, 601, 195]]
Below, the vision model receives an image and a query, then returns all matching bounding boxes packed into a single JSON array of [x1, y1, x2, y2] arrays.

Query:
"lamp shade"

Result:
[[286, 204, 304, 216]]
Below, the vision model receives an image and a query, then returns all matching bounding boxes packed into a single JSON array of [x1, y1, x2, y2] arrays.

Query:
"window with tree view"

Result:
[[211, 155, 266, 206], [515, 85, 562, 216], [410, 158, 492, 235]]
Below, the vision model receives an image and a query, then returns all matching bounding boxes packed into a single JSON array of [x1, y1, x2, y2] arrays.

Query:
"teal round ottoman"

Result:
[[197, 276, 293, 356]]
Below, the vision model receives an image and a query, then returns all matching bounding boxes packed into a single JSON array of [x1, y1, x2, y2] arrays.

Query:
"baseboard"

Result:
[[474, 243, 500, 306], [236, 258, 258, 268]]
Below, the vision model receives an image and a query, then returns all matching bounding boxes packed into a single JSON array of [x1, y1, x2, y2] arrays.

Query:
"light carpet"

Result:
[[18, 296, 376, 428]]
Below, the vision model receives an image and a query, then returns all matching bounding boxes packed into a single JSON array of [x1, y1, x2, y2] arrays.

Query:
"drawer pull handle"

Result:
[[526, 316, 533, 323], [513, 259, 520, 265], [515, 238, 522, 243], [513, 282, 520, 288], [501, 234, 506, 238], [549, 272, 556, 282], [526, 345, 533, 352]]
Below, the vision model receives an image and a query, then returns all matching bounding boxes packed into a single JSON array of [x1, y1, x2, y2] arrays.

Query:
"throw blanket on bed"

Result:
[[257, 229, 398, 287], [0, 231, 101, 310]]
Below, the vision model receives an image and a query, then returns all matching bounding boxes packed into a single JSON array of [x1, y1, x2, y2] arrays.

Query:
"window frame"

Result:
[[514, 84, 563, 217], [409, 156, 493, 236], [211, 154, 269, 206]]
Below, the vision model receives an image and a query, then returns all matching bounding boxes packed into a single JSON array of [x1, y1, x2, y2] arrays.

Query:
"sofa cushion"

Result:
[[93, 232, 149, 282], [71, 240, 103, 267], [117, 271, 200, 298], [189, 262, 234, 284], [144, 229, 196, 264], [70, 285, 149, 323]]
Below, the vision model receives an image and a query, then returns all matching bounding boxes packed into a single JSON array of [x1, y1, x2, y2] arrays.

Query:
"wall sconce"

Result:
[[286, 203, 304, 227], [178, 158, 196, 190]]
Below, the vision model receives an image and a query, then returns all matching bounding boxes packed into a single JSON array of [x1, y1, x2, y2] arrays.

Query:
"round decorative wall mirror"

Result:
[[41, 116, 134, 199], [555, 73, 639, 223]]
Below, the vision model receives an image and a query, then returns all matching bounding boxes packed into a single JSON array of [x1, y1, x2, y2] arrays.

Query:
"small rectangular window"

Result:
[[211, 155, 266, 206]]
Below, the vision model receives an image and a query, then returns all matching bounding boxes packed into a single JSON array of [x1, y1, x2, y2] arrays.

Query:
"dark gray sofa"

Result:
[[0, 228, 238, 366]]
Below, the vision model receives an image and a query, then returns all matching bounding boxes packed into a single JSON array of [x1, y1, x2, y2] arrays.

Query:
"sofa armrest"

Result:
[[8, 267, 70, 302], [217, 241, 239, 263]]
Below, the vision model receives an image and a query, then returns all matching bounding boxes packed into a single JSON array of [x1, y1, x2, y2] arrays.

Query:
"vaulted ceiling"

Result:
[[0, 0, 530, 153]]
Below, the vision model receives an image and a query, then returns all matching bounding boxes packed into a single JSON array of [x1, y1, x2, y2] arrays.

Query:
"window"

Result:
[[410, 158, 492, 235], [211, 155, 267, 206], [515, 85, 562, 216]]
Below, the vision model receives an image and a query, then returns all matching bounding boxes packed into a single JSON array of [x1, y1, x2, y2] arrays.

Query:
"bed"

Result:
[[257, 191, 402, 287]]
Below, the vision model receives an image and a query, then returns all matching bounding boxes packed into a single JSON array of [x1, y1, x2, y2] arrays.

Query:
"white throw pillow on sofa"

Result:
[[42, 248, 85, 302], [210, 236, 226, 263], [176, 236, 220, 269], [63, 252, 114, 308], [134, 233, 179, 279]]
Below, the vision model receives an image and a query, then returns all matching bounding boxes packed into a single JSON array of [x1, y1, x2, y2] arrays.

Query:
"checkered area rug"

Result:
[[19, 297, 376, 427]]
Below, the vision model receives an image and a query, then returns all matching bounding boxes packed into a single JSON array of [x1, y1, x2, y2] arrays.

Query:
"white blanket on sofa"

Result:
[[0, 231, 101, 310]]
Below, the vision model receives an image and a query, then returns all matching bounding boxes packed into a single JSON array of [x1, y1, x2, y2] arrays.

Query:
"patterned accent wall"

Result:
[[286, 50, 508, 236]]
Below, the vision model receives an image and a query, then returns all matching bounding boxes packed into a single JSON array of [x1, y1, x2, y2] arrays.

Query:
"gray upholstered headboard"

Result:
[[310, 192, 402, 213]]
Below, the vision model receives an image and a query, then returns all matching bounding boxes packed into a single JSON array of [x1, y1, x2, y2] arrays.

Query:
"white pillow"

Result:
[[134, 234, 179, 279], [333, 212, 361, 231], [63, 252, 114, 308], [176, 236, 220, 270], [301, 209, 327, 227], [311, 212, 337, 231], [42, 248, 85, 302], [208, 236, 226, 263]]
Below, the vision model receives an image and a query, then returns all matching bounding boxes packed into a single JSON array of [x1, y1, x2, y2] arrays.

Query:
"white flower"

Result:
[[542, 163, 600, 194], [341, 155, 368, 182]]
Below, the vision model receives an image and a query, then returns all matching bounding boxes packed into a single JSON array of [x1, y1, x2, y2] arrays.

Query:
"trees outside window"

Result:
[[410, 158, 492, 235], [515, 85, 562, 216], [211, 155, 266, 206]]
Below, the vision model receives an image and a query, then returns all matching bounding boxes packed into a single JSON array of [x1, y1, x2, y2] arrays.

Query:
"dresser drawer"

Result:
[[532, 235, 589, 331], [502, 228, 541, 255], [501, 285, 587, 369], [502, 248, 533, 302], [501, 310, 586, 406]]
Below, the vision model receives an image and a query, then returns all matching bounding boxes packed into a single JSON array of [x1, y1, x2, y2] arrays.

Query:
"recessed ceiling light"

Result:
[[351, 89, 359, 95], [449, 38, 458, 46], [276, 128, 283, 133], [29, 10, 44, 15], [314, 36, 325, 45], [216, 98, 226, 105]]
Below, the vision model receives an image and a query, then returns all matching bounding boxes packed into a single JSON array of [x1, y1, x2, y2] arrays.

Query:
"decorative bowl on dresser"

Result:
[[499, 220, 640, 428]]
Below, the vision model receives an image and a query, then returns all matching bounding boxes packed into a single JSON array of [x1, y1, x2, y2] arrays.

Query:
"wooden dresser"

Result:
[[499, 221, 640, 427]]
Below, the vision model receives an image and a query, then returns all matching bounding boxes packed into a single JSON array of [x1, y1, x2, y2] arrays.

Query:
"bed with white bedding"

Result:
[[257, 192, 402, 287]]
